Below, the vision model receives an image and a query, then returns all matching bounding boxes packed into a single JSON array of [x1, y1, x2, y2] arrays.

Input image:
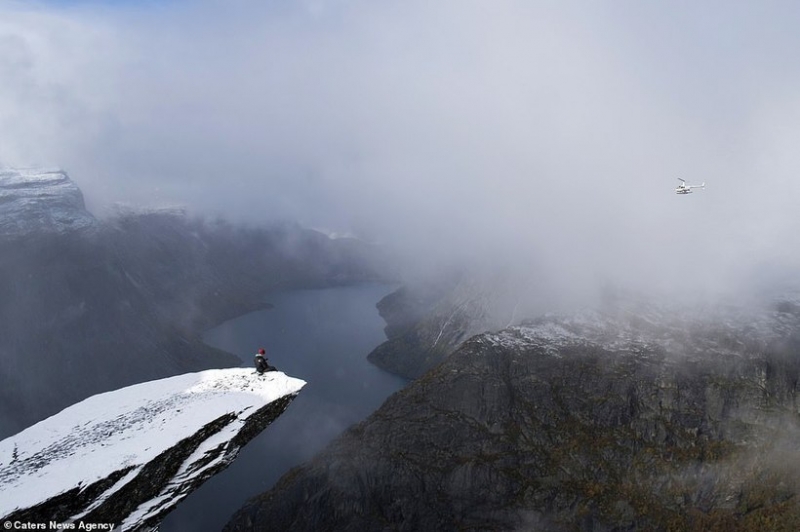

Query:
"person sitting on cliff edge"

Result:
[[254, 348, 276, 375]]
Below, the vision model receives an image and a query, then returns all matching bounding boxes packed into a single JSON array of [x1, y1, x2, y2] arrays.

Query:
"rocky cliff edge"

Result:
[[228, 297, 800, 531], [0, 168, 97, 238], [0, 368, 305, 531]]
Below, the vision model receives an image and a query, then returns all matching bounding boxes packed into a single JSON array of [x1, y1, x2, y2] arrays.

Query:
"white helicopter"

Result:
[[675, 178, 705, 194]]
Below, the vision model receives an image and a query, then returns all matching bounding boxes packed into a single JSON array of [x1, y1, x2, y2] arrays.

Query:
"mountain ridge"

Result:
[[226, 295, 800, 531], [0, 169, 390, 438]]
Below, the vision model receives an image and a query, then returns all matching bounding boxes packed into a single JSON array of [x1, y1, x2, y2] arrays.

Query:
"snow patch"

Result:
[[481, 298, 800, 361]]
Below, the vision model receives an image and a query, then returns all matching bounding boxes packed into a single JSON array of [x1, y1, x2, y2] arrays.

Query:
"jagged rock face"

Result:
[[227, 299, 800, 531], [368, 271, 534, 379], [0, 168, 96, 237], [0, 369, 305, 531]]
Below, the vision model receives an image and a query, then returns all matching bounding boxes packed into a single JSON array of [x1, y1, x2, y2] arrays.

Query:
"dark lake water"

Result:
[[160, 283, 407, 531]]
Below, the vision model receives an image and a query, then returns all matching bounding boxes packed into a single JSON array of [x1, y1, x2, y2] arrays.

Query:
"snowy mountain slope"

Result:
[[369, 273, 800, 381], [368, 270, 531, 378], [0, 168, 96, 237], [227, 295, 800, 531], [489, 293, 800, 359], [0, 368, 305, 531]]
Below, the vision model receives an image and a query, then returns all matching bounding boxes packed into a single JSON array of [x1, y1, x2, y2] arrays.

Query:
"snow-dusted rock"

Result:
[[368, 271, 529, 379], [227, 297, 800, 532], [485, 295, 800, 360], [0, 368, 305, 531], [0, 168, 96, 237]]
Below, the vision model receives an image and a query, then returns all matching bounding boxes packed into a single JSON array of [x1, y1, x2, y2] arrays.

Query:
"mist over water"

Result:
[[2, 0, 800, 310], [2, 4, 800, 528], [160, 283, 406, 532]]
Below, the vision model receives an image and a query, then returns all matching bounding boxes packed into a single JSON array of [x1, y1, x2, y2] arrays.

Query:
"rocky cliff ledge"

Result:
[[228, 297, 800, 531], [0, 168, 97, 237], [0, 368, 305, 531]]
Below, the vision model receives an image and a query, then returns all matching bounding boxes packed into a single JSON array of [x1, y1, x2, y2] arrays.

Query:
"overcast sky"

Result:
[[2, 0, 799, 298]]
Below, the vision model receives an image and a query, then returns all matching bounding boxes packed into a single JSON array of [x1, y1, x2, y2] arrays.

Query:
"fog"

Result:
[[2, 0, 800, 301]]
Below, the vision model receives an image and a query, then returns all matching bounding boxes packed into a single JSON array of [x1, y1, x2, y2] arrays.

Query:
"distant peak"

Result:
[[0, 167, 97, 237]]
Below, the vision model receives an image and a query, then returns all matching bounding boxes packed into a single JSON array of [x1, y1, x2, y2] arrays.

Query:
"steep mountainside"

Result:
[[368, 270, 536, 379], [0, 368, 305, 531], [227, 296, 800, 531], [0, 169, 388, 438]]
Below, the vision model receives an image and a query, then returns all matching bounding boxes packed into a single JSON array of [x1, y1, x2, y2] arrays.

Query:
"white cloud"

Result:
[[2, 0, 799, 299]]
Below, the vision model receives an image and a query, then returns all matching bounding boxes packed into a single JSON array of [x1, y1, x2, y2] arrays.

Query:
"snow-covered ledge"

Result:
[[0, 368, 305, 531]]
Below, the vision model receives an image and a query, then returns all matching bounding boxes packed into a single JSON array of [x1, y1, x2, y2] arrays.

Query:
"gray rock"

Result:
[[368, 270, 533, 379], [227, 299, 800, 531], [0, 168, 96, 237]]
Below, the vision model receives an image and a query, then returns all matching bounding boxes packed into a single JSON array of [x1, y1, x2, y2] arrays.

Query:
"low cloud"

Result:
[[2, 0, 799, 302]]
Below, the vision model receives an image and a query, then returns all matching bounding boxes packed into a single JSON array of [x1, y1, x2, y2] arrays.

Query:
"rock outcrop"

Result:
[[368, 270, 536, 379], [0, 168, 390, 439], [0, 368, 305, 531], [227, 296, 800, 531], [0, 168, 96, 237]]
